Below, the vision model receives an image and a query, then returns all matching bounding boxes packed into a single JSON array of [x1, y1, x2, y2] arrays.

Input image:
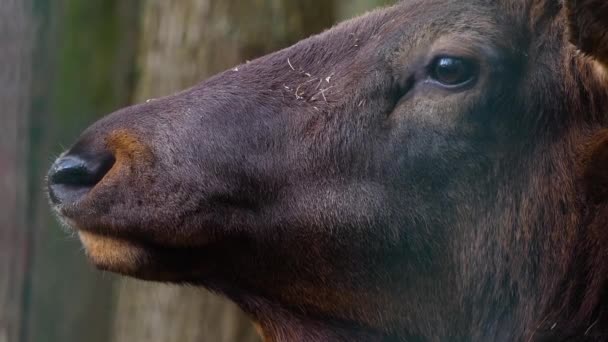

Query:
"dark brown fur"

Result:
[[48, 0, 608, 341]]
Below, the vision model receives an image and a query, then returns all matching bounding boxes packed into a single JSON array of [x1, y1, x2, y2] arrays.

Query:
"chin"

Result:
[[78, 231, 150, 276]]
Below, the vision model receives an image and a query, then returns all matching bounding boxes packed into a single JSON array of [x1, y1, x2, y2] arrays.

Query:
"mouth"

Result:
[[51, 192, 225, 282], [72, 223, 214, 282], [52, 208, 154, 277], [46, 129, 241, 282]]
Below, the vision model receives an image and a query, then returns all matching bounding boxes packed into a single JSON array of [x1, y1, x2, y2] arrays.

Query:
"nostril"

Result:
[[48, 153, 115, 205], [50, 155, 114, 186], [51, 157, 93, 186]]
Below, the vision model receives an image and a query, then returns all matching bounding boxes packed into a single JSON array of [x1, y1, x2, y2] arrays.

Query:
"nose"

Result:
[[48, 152, 115, 205]]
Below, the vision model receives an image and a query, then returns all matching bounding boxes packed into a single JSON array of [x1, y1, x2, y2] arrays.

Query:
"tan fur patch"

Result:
[[103, 129, 154, 181], [594, 60, 608, 82], [252, 322, 267, 342], [79, 231, 147, 274]]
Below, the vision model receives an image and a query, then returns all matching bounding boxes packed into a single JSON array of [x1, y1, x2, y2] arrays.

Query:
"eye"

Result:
[[429, 56, 478, 88]]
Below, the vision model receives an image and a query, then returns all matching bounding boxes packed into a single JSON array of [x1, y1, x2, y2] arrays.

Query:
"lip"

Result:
[[48, 168, 231, 250], [53, 196, 220, 251], [51, 205, 103, 240], [50, 196, 117, 241], [48, 175, 123, 235], [47, 169, 109, 222], [48, 184, 91, 207]]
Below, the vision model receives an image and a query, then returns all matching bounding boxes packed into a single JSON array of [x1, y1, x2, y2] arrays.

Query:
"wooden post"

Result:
[[0, 0, 32, 341]]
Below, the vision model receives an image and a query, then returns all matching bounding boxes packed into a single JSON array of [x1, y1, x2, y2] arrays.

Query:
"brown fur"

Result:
[[48, 1, 608, 341], [566, 0, 608, 68]]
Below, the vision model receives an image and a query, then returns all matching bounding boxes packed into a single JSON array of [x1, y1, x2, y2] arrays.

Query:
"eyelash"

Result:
[[390, 55, 481, 110], [426, 56, 480, 89]]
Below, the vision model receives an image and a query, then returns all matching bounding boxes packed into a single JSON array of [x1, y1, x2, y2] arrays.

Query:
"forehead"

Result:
[[394, 0, 498, 26], [381, 0, 561, 55], [395, 0, 546, 19], [366, 1, 500, 65], [389, 0, 557, 35]]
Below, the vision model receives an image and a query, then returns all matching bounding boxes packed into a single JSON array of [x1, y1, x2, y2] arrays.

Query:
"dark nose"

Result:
[[48, 152, 115, 205]]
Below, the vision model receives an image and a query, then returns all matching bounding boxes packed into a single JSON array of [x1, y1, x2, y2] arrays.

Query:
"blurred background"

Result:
[[1, 0, 396, 341]]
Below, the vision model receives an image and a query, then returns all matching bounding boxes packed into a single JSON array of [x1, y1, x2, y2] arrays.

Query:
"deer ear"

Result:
[[566, 0, 608, 71]]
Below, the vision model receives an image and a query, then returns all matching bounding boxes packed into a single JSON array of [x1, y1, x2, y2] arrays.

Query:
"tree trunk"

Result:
[[0, 1, 32, 341], [111, 1, 336, 341], [337, 0, 396, 20]]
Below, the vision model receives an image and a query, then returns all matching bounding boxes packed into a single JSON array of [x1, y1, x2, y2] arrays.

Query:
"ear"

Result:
[[565, 0, 608, 71]]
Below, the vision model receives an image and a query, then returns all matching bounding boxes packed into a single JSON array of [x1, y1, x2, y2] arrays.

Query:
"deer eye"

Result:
[[429, 56, 478, 88]]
